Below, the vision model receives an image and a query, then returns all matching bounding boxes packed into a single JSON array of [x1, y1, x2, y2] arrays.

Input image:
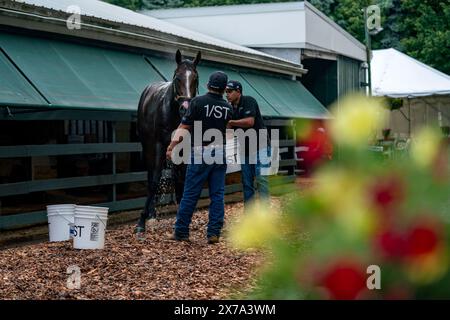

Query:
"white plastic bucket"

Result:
[[226, 137, 241, 174], [260, 146, 280, 176], [73, 206, 109, 249], [47, 204, 75, 242]]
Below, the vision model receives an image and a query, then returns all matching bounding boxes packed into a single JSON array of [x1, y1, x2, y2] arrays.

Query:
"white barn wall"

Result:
[[144, 3, 366, 63], [157, 11, 306, 48], [257, 48, 302, 65], [305, 7, 366, 61]]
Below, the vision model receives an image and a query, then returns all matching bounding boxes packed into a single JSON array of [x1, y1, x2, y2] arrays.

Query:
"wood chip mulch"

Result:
[[0, 201, 275, 300]]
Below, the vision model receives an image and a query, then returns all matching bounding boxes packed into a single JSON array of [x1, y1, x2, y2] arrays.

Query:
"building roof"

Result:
[[372, 48, 450, 98], [147, 1, 308, 17], [0, 0, 305, 76], [143, 1, 366, 61]]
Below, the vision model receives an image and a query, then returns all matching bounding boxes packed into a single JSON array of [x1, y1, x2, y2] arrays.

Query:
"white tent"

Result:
[[372, 48, 450, 98], [371, 48, 450, 137]]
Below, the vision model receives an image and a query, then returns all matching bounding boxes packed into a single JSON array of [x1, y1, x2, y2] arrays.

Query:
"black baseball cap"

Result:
[[226, 80, 242, 92], [207, 71, 228, 90]]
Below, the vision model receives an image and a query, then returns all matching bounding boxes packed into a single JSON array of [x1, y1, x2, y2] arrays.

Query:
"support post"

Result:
[[112, 121, 117, 203], [364, 7, 373, 97]]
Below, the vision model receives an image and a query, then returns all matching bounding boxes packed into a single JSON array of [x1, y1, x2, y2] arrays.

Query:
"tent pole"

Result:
[[408, 99, 411, 137], [363, 8, 372, 97]]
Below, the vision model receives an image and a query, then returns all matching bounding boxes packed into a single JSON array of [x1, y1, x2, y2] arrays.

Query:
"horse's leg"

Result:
[[135, 143, 164, 233], [173, 163, 187, 205]]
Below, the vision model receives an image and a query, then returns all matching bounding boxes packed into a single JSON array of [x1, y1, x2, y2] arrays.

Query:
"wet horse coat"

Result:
[[135, 50, 201, 233]]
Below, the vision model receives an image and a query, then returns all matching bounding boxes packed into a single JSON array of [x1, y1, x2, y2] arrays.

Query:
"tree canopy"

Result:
[[101, 0, 450, 75]]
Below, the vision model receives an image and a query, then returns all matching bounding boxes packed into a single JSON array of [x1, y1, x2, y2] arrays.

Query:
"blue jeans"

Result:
[[241, 147, 270, 206], [175, 149, 227, 238]]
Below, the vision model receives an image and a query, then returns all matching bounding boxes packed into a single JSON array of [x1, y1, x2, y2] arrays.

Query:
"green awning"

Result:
[[0, 32, 164, 111], [145, 55, 175, 81], [240, 72, 332, 119], [0, 51, 47, 107]]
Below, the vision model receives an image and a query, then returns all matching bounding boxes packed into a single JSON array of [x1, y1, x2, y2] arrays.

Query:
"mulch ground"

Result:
[[0, 201, 270, 300], [0, 178, 313, 300]]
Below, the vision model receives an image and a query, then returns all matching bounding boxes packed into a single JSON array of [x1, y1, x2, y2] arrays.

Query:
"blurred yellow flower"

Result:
[[405, 248, 448, 285], [336, 206, 376, 240], [410, 127, 441, 168], [328, 94, 386, 146], [315, 169, 365, 212], [228, 202, 279, 250], [314, 169, 375, 238]]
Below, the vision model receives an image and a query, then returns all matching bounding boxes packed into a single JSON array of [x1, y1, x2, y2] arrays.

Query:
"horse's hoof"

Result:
[[134, 225, 145, 234]]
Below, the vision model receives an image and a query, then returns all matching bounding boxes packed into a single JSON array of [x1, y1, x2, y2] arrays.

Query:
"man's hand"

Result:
[[166, 147, 172, 160], [228, 117, 254, 128], [166, 123, 191, 161]]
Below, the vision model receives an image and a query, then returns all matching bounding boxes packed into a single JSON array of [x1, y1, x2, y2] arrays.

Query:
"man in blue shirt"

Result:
[[226, 80, 270, 209]]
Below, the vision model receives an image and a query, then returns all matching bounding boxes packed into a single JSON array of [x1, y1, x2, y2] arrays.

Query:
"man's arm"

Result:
[[229, 97, 258, 128], [167, 98, 197, 159], [166, 123, 191, 159], [229, 117, 255, 128]]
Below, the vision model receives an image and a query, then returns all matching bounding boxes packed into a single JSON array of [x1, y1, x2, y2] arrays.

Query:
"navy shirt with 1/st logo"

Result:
[[181, 92, 232, 146]]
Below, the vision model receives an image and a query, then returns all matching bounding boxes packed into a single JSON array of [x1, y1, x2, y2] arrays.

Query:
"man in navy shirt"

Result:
[[166, 71, 232, 244], [226, 80, 270, 208]]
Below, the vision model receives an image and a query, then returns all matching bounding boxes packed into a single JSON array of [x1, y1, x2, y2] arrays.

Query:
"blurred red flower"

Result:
[[375, 219, 441, 261], [370, 174, 405, 217], [406, 224, 440, 257], [320, 261, 367, 300], [376, 229, 407, 260]]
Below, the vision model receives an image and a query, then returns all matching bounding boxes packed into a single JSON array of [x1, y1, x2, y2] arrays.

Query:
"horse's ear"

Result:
[[176, 50, 182, 65], [193, 51, 201, 67]]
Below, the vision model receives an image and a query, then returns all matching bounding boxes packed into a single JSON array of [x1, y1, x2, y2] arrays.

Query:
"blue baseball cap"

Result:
[[226, 80, 242, 92], [207, 71, 228, 90]]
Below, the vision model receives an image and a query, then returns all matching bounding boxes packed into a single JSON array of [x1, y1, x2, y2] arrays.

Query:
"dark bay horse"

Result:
[[135, 50, 201, 233]]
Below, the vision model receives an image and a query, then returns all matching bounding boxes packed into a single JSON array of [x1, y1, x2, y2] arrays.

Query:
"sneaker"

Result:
[[167, 232, 190, 242], [207, 236, 220, 244]]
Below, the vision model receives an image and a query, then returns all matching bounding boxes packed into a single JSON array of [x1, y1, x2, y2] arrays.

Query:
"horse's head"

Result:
[[173, 49, 201, 116]]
